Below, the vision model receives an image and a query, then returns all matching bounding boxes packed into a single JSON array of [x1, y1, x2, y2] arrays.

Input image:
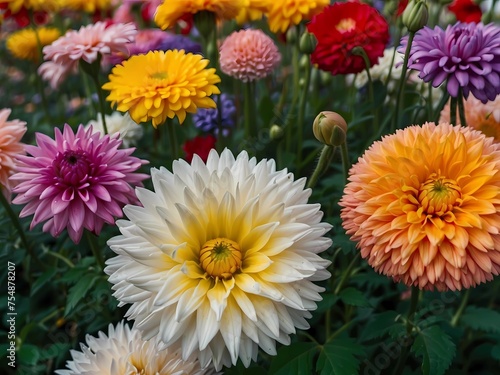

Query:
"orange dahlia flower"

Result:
[[266, 0, 329, 33], [340, 122, 500, 291], [154, 0, 244, 30]]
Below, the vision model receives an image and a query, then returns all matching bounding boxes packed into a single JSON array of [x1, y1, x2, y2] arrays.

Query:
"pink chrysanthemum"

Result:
[[0, 109, 26, 201], [38, 21, 136, 88], [399, 22, 500, 103], [219, 28, 281, 82], [11, 124, 149, 244]]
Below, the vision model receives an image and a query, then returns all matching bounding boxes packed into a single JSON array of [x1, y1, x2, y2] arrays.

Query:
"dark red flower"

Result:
[[307, 1, 390, 75], [182, 134, 217, 163], [448, 0, 482, 23], [397, 0, 409, 16]]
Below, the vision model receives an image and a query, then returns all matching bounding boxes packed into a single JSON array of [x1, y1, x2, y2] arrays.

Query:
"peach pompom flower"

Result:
[[38, 21, 136, 88], [266, 0, 329, 33], [340, 122, 500, 291], [440, 95, 500, 141], [219, 29, 281, 82], [103, 49, 221, 127], [154, 0, 244, 30], [0, 109, 26, 201]]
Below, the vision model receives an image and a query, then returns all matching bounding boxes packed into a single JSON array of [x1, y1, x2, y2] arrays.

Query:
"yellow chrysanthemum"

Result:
[[6, 27, 60, 62], [235, 0, 270, 24], [340, 122, 500, 291], [266, 0, 329, 33], [0, 0, 59, 12], [155, 0, 244, 30], [102, 50, 221, 127], [59, 0, 111, 13]]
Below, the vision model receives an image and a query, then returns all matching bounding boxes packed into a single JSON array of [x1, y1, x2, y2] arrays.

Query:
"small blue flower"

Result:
[[193, 94, 236, 135]]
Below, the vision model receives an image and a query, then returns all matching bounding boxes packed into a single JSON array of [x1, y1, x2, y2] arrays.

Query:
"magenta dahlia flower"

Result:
[[11, 124, 149, 244], [399, 22, 500, 103]]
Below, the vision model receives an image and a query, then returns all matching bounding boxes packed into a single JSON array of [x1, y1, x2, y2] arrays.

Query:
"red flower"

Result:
[[307, 1, 390, 76], [448, 0, 482, 23], [397, 0, 409, 16], [182, 134, 216, 163]]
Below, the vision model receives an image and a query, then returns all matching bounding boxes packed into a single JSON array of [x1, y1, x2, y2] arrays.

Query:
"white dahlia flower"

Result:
[[105, 149, 332, 370], [85, 112, 144, 148], [56, 320, 217, 374]]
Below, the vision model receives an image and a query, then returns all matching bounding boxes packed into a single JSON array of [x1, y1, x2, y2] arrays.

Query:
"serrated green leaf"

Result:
[[31, 268, 57, 296], [460, 306, 500, 333], [411, 325, 456, 375], [269, 342, 318, 375], [64, 274, 99, 316], [339, 287, 372, 308], [317, 338, 365, 375], [361, 311, 400, 342]]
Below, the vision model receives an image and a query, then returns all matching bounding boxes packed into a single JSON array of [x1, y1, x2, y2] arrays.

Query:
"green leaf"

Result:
[[491, 345, 500, 361], [317, 338, 365, 375], [269, 342, 318, 375], [411, 325, 456, 375], [361, 311, 400, 342], [339, 287, 372, 308], [64, 273, 99, 316], [31, 268, 58, 296], [460, 306, 500, 333], [18, 344, 40, 366]]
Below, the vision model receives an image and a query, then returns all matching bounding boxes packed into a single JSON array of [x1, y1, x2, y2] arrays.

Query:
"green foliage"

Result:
[[460, 306, 500, 334], [411, 325, 456, 375], [317, 338, 365, 375]]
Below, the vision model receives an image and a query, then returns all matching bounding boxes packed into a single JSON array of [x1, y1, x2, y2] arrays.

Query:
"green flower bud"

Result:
[[402, 0, 429, 33], [313, 111, 347, 146], [286, 27, 297, 44], [299, 32, 317, 55], [269, 124, 284, 140]]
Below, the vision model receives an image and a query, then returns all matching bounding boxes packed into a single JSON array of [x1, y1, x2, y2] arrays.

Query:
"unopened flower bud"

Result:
[[402, 0, 429, 33], [299, 32, 317, 54], [270, 124, 284, 140], [313, 111, 347, 146], [286, 27, 297, 44]]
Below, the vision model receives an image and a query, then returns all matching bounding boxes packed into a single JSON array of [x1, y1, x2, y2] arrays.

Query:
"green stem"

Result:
[[340, 141, 350, 183], [451, 289, 470, 327], [167, 121, 179, 159], [0, 191, 37, 263], [483, 0, 498, 23], [285, 32, 301, 155], [450, 96, 458, 126], [86, 231, 105, 270], [244, 81, 255, 140], [457, 88, 467, 127], [354, 47, 378, 129], [392, 285, 420, 375], [306, 145, 335, 189], [80, 58, 108, 134], [334, 253, 359, 295], [392, 32, 415, 131], [31, 22, 52, 122], [45, 251, 75, 268], [296, 56, 312, 174]]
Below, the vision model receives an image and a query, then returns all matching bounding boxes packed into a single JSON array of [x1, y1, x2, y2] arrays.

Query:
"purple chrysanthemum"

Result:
[[193, 94, 236, 135], [399, 22, 500, 102], [10, 124, 149, 244]]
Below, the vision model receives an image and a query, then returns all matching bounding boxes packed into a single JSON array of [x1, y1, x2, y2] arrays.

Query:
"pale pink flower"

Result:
[[38, 21, 137, 88], [0, 109, 26, 201], [11, 124, 149, 244], [219, 28, 281, 82]]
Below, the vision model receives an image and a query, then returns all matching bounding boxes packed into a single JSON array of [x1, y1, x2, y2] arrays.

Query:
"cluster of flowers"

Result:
[[1, 0, 500, 373]]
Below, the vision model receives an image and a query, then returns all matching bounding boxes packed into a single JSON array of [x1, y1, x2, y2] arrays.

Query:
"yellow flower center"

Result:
[[418, 174, 461, 216], [150, 71, 168, 80], [200, 238, 242, 280], [336, 18, 356, 33]]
